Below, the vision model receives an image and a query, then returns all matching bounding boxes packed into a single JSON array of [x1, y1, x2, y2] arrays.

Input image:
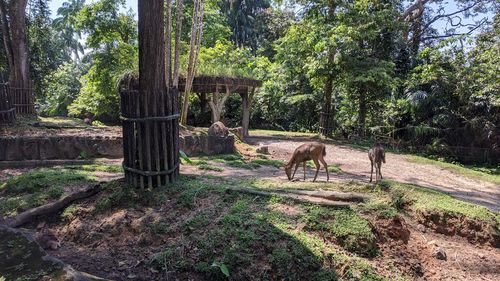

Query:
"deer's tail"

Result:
[[322, 146, 326, 156]]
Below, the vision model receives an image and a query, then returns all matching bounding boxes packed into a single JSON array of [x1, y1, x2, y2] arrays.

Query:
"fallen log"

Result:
[[273, 189, 369, 202], [227, 187, 355, 207], [7, 183, 102, 228]]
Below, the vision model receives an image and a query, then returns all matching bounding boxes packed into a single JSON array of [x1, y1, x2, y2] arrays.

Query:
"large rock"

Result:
[[0, 224, 108, 281], [179, 135, 235, 156], [208, 121, 229, 138]]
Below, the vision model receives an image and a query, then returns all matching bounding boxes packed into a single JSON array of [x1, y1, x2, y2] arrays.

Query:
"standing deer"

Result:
[[284, 142, 329, 182], [368, 142, 386, 182]]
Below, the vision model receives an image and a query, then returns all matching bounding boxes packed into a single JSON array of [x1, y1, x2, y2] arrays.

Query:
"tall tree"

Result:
[[180, 0, 204, 125], [219, 0, 270, 51], [28, 0, 70, 101], [173, 0, 184, 87], [0, 0, 32, 91], [53, 0, 85, 61], [401, 0, 497, 59]]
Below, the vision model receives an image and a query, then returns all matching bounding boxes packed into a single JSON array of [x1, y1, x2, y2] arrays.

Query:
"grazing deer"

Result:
[[285, 142, 329, 182], [368, 143, 386, 182]]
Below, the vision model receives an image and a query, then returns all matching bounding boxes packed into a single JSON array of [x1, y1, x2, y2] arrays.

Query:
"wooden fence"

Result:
[[120, 85, 180, 189], [0, 83, 15, 124], [9, 86, 35, 115]]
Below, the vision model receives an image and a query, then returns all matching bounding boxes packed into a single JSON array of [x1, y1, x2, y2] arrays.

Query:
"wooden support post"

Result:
[[240, 86, 255, 137]]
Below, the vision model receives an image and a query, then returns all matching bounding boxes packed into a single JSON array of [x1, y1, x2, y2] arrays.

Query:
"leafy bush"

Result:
[[40, 63, 82, 116]]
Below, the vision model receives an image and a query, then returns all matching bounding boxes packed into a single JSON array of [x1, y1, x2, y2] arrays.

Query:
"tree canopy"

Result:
[[0, 0, 498, 161]]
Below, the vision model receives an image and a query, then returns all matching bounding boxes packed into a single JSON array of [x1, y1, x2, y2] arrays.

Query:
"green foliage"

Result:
[[40, 62, 81, 116], [193, 40, 271, 79], [28, 1, 72, 102], [219, 0, 271, 51], [68, 0, 138, 120], [211, 261, 230, 278]]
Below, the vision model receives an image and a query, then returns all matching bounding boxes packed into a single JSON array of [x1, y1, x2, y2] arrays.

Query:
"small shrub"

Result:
[[390, 190, 411, 211]]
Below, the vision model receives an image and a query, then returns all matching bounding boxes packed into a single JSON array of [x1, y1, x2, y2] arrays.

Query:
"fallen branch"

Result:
[[273, 189, 369, 202], [7, 183, 102, 228], [227, 187, 359, 207]]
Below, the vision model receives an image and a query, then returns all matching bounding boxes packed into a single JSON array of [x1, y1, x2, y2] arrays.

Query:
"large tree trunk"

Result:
[[180, 0, 204, 125], [0, 0, 13, 72], [319, 77, 334, 136], [139, 0, 165, 100], [8, 0, 31, 89]]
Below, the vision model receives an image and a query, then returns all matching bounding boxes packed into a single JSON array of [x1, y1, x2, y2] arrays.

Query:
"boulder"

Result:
[[208, 121, 229, 138]]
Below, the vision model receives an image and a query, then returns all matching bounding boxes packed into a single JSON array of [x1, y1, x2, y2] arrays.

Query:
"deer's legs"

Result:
[[369, 160, 374, 182], [291, 163, 300, 180], [319, 157, 329, 182], [303, 161, 307, 180], [379, 162, 383, 179], [312, 159, 320, 182]]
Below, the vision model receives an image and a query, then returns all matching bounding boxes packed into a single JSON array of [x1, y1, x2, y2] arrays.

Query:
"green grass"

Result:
[[305, 160, 343, 174], [405, 155, 500, 184], [65, 163, 123, 173], [379, 180, 500, 225], [0, 164, 122, 217], [251, 158, 285, 168], [301, 206, 378, 257], [136, 175, 387, 280], [198, 154, 284, 170], [61, 204, 83, 221], [198, 164, 224, 172], [251, 177, 500, 226]]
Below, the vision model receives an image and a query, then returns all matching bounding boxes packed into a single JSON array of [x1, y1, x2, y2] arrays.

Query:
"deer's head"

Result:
[[284, 163, 292, 180]]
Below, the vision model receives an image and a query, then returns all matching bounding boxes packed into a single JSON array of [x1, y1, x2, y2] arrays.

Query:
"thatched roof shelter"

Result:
[[178, 75, 262, 137], [178, 76, 261, 94]]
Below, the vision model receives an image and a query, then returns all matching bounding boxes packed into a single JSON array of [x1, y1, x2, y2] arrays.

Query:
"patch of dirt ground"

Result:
[[372, 216, 500, 280]]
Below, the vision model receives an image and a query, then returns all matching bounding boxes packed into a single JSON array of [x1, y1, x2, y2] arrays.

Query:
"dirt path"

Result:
[[242, 136, 499, 212]]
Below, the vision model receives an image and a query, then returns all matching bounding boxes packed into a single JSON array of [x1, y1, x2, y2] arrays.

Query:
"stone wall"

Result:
[[179, 135, 235, 156], [0, 135, 234, 161], [0, 136, 123, 161]]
